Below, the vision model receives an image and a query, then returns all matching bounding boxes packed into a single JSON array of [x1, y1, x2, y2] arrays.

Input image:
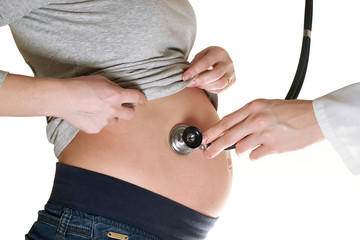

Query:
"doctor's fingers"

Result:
[[234, 133, 262, 156], [204, 121, 253, 159], [203, 106, 252, 145], [249, 144, 278, 160]]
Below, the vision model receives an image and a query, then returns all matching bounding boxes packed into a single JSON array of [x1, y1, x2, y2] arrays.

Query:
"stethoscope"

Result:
[[169, 0, 313, 155]]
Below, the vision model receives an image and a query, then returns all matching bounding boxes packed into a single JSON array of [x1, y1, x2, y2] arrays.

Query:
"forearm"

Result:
[[0, 73, 64, 117]]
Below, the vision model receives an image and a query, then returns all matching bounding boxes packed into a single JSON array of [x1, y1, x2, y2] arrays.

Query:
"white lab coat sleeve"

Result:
[[313, 83, 360, 175]]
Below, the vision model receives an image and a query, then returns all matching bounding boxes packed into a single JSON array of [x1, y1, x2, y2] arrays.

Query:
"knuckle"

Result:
[[114, 89, 126, 99], [261, 130, 273, 142], [219, 48, 232, 62], [220, 115, 233, 130], [112, 92, 123, 102], [226, 59, 234, 69], [247, 99, 266, 110], [222, 133, 234, 146], [199, 59, 212, 70], [252, 113, 272, 129], [134, 91, 145, 102], [211, 68, 223, 79], [260, 132, 279, 154], [214, 46, 226, 56], [207, 128, 218, 139], [107, 107, 117, 117], [195, 49, 206, 58]]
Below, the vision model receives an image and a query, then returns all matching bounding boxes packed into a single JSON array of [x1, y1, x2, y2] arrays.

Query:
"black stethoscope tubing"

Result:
[[224, 0, 313, 151]]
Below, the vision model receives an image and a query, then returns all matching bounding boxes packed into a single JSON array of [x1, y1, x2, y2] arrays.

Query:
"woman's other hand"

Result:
[[59, 75, 147, 134], [202, 99, 325, 159], [182, 46, 236, 94]]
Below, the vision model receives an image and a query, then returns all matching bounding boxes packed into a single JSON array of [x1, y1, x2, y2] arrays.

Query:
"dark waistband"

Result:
[[48, 163, 217, 240]]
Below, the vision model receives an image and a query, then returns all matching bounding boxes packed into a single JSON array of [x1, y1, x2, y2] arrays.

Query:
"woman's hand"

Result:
[[58, 75, 147, 134], [183, 46, 236, 94], [202, 99, 325, 159]]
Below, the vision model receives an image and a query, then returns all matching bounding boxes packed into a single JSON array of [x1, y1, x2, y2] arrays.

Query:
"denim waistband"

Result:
[[48, 163, 217, 240]]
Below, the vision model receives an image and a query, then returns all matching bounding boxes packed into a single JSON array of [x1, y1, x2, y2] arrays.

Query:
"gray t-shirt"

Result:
[[0, 0, 216, 157]]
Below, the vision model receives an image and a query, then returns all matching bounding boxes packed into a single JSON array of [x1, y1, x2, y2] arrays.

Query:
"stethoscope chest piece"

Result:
[[169, 125, 203, 155]]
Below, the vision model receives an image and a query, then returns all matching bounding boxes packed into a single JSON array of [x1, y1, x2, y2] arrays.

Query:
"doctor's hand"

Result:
[[183, 46, 236, 94], [202, 99, 325, 160]]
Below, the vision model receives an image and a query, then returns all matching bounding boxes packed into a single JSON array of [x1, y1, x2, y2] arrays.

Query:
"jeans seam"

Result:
[[38, 215, 92, 237], [56, 208, 72, 238], [91, 215, 95, 240]]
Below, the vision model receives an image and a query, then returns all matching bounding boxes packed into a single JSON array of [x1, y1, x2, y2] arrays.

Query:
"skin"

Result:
[[183, 46, 236, 93], [0, 74, 147, 133], [202, 98, 325, 160], [0, 46, 236, 218]]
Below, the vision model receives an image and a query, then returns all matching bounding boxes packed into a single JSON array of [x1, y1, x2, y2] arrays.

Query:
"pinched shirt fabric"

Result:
[[0, 0, 214, 157]]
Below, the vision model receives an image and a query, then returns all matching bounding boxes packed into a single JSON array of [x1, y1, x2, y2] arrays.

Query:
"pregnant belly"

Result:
[[59, 87, 232, 218]]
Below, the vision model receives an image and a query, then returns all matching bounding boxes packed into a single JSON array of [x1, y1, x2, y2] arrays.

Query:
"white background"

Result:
[[1, 0, 360, 239]]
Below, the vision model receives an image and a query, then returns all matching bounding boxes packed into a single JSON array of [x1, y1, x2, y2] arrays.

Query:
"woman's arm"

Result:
[[0, 73, 147, 133], [0, 73, 63, 117]]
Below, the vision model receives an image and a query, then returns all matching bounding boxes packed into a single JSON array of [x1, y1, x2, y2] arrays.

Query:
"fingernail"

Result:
[[183, 73, 192, 81]]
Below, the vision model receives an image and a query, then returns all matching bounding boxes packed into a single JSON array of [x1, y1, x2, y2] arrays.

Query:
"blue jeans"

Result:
[[26, 163, 217, 240], [26, 202, 160, 240]]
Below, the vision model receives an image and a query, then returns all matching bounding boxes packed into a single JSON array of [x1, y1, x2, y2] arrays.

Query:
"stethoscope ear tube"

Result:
[[285, 0, 313, 100], [304, 0, 313, 31], [226, 0, 313, 151], [285, 36, 311, 100]]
